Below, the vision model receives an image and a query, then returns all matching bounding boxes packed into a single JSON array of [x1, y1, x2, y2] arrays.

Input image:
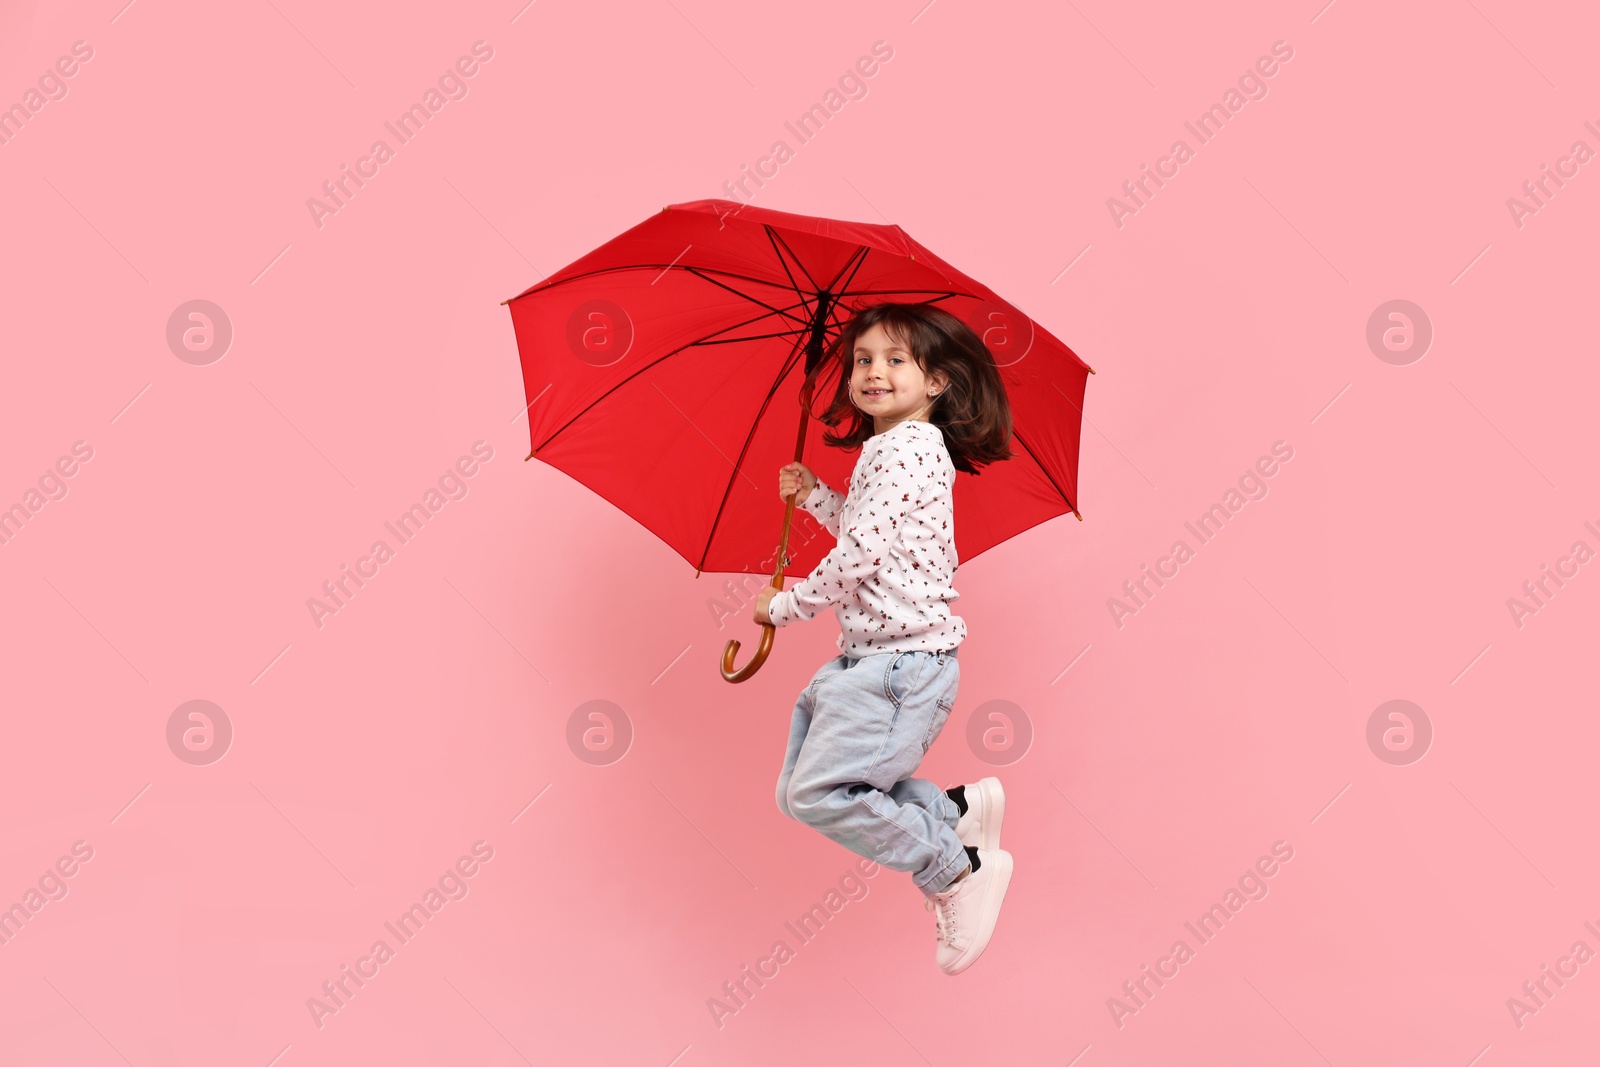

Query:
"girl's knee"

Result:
[[788, 781, 846, 829], [776, 776, 798, 820]]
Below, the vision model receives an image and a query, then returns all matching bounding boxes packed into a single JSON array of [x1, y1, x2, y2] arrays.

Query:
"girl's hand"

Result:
[[779, 462, 816, 505], [754, 585, 778, 626]]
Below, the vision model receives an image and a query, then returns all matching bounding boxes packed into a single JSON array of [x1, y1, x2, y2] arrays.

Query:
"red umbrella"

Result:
[[503, 199, 1092, 682]]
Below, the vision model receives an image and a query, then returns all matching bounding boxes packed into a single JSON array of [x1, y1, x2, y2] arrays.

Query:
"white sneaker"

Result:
[[952, 777, 1004, 851], [923, 847, 1013, 975]]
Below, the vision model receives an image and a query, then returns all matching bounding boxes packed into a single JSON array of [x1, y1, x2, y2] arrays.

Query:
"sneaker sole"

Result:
[[942, 848, 1013, 976]]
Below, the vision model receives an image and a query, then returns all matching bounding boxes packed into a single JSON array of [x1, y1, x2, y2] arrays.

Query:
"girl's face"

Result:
[[850, 322, 948, 434]]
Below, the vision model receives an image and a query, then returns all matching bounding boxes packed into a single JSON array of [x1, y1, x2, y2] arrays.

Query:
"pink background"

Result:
[[2, 0, 1597, 1063]]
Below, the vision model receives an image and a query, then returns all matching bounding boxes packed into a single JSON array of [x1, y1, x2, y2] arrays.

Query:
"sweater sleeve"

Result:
[[765, 438, 925, 627], [799, 478, 845, 537]]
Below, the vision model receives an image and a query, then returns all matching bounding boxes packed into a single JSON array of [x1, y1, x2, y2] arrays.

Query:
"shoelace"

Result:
[[924, 891, 959, 945]]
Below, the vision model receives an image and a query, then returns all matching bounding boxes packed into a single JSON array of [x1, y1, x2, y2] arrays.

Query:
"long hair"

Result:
[[804, 302, 1015, 474]]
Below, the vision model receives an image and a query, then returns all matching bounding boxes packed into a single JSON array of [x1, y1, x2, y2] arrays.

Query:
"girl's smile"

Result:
[[851, 323, 947, 435]]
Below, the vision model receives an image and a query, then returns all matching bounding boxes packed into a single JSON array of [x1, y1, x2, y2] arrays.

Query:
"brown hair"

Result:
[[805, 302, 1015, 474]]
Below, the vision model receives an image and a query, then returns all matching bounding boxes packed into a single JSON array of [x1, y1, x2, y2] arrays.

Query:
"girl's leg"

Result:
[[884, 653, 963, 848], [885, 652, 962, 833], [785, 650, 966, 896], [775, 655, 849, 819], [887, 777, 959, 837]]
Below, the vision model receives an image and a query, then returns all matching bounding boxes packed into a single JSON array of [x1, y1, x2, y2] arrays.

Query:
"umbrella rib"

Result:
[[763, 226, 823, 293], [509, 263, 818, 307], [678, 265, 812, 328], [821, 249, 880, 319], [676, 297, 819, 348], [527, 296, 823, 455], [783, 246, 875, 420], [508, 259, 968, 318], [690, 329, 810, 346], [761, 230, 889, 326], [1008, 427, 1076, 512], [763, 226, 811, 304], [694, 230, 861, 573], [834, 287, 966, 300], [507, 259, 970, 308], [694, 331, 814, 575], [755, 227, 860, 376], [697, 236, 870, 572]]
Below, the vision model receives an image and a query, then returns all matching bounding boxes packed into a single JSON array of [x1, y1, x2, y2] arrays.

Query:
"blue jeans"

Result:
[[775, 647, 965, 897]]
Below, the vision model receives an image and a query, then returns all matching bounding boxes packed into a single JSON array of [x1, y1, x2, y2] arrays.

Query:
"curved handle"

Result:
[[726, 515, 793, 684], [720, 379, 815, 684], [720, 621, 775, 683]]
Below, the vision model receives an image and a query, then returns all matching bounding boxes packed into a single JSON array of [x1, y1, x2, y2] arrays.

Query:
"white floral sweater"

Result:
[[767, 419, 966, 656]]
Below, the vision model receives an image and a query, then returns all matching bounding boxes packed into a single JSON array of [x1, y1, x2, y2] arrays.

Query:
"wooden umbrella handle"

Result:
[[719, 576, 781, 683], [720, 487, 801, 683], [721, 381, 814, 684]]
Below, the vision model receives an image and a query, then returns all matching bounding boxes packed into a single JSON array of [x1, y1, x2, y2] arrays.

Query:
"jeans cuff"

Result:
[[919, 847, 969, 897]]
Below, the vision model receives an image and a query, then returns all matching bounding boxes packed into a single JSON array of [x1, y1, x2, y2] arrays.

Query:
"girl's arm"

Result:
[[766, 440, 927, 627], [799, 478, 846, 537]]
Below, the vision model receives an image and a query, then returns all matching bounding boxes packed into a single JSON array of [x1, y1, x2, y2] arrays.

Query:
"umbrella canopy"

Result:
[[504, 198, 1092, 587]]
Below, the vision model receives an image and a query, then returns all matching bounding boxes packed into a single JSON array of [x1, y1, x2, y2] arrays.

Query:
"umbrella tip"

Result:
[[1087, 366, 1096, 374], [1073, 508, 1083, 521]]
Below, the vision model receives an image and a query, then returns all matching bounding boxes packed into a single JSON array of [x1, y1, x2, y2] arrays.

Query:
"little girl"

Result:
[[754, 301, 1018, 975]]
